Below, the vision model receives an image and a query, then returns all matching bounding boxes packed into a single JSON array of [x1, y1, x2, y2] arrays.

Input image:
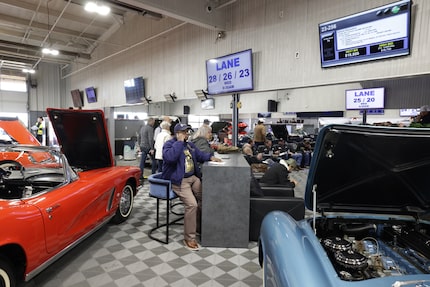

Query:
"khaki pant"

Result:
[[172, 175, 202, 241]]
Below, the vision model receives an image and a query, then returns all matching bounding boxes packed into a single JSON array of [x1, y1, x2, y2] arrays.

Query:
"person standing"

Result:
[[35, 117, 44, 144], [139, 117, 156, 178], [190, 124, 215, 154], [253, 119, 266, 149], [154, 116, 172, 141], [154, 120, 172, 172], [162, 123, 221, 251]]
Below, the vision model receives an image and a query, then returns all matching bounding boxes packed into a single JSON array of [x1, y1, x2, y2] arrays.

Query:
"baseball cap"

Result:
[[203, 119, 211, 125], [174, 123, 190, 133]]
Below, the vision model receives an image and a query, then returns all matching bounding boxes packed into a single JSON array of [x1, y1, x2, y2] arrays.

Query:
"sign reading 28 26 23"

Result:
[[206, 49, 254, 95]]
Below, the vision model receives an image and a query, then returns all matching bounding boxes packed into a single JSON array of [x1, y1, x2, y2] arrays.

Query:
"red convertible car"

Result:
[[0, 108, 141, 287]]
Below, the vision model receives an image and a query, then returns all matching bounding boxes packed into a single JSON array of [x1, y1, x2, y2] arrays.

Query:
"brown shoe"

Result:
[[183, 239, 200, 251]]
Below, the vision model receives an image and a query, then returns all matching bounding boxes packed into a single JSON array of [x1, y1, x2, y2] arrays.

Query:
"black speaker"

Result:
[[183, 105, 190, 114], [268, 100, 278, 112]]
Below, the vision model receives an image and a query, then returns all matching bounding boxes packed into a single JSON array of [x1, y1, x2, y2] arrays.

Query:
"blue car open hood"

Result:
[[305, 124, 430, 216]]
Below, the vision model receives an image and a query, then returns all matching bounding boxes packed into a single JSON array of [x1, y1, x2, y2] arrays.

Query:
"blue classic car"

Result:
[[259, 124, 430, 287]]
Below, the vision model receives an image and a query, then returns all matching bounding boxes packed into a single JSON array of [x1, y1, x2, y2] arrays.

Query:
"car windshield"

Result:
[[0, 145, 75, 199]]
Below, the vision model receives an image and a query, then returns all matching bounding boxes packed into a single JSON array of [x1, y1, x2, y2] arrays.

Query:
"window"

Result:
[[0, 75, 27, 92], [187, 115, 219, 130]]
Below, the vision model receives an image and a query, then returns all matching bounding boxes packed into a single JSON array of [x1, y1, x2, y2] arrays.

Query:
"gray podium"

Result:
[[201, 153, 250, 248]]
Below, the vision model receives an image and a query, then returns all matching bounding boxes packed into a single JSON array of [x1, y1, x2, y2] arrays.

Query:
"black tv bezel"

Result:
[[318, 0, 412, 68], [85, 86, 97, 103], [71, 89, 83, 108], [206, 49, 254, 95]]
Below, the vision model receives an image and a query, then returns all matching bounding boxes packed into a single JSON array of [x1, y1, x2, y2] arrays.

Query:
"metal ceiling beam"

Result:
[[116, 0, 227, 31]]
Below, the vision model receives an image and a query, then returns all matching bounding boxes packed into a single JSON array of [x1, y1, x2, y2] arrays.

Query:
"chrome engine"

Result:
[[317, 220, 430, 281]]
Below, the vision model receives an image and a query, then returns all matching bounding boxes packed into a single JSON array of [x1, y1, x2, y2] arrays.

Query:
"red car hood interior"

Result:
[[47, 108, 113, 170], [0, 117, 40, 145]]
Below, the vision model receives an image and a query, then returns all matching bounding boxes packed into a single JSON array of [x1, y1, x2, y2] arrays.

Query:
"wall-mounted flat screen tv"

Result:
[[85, 87, 97, 103], [206, 49, 253, 95], [124, 76, 145, 104], [345, 87, 385, 110], [71, 89, 83, 108], [400, 108, 419, 116], [201, 98, 215, 110], [319, 0, 411, 68]]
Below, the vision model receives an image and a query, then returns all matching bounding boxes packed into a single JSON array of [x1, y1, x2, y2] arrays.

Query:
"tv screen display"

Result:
[[201, 98, 215, 110], [71, 89, 83, 108], [85, 87, 97, 103], [345, 87, 384, 110], [206, 49, 253, 95], [400, 108, 419, 117], [319, 0, 411, 68], [124, 76, 145, 104]]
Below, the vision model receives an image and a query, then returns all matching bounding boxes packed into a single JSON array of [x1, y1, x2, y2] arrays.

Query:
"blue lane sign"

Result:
[[206, 49, 254, 95], [345, 87, 385, 110]]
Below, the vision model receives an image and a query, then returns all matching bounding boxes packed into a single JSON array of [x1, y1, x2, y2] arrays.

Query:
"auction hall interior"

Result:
[[1, 0, 430, 286]]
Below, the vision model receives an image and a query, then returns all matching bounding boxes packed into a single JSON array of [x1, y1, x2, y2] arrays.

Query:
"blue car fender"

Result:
[[259, 211, 337, 287]]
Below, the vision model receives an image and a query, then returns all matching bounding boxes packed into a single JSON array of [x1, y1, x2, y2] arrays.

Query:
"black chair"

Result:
[[249, 178, 305, 241], [148, 173, 183, 244]]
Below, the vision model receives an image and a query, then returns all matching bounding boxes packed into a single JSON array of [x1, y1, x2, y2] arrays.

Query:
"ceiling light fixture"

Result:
[[22, 68, 35, 74], [42, 48, 59, 55], [41, 2, 59, 57], [85, 2, 111, 16]]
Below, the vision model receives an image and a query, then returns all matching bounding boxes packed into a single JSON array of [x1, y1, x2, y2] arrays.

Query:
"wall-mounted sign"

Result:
[[345, 87, 385, 110], [206, 49, 253, 95]]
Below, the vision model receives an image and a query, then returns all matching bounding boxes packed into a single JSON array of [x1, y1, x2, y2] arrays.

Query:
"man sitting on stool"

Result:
[[161, 123, 221, 251]]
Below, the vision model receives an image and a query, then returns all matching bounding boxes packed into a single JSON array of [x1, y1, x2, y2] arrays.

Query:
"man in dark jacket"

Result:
[[162, 123, 221, 251], [260, 159, 298, 188]]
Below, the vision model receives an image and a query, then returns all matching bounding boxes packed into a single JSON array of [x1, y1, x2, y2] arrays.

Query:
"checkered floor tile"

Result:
[[23, 183, 263, 287]]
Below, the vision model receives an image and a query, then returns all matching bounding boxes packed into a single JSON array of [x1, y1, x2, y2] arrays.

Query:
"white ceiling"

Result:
[[0, 0, 232, 75]]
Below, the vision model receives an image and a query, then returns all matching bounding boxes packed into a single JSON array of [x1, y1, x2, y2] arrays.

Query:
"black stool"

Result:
[[148, 173, 183, 244]]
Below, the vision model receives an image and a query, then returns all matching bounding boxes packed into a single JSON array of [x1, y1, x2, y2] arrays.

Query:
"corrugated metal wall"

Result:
[[63, 0, 430, 112]]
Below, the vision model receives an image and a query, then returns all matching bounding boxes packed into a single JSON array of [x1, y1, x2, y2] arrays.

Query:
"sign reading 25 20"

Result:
[[206, 49, 254, 95], [345, 87, 385, 110]]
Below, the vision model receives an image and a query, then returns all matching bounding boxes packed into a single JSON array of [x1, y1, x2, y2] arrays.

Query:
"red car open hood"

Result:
[[0, 117, 40, 145], [47, 108, 113, 170]]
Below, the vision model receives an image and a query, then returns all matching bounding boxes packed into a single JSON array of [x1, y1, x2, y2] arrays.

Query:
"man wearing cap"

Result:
[[203, 119, 211, 126], [162, 123, 221, 251]]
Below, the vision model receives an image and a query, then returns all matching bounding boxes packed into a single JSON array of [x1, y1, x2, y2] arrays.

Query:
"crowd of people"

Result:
[[136, 104, 430, 251], [138, 117, 310, 251]]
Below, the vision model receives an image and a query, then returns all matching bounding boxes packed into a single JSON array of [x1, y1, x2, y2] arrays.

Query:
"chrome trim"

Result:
[[25, 213, 115, 282]]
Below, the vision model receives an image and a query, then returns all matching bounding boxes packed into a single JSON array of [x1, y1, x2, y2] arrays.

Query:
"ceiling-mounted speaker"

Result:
[[183, 105, 190, 115], [268, 100, 278, 112]]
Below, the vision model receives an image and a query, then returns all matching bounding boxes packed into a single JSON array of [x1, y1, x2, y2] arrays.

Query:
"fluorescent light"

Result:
[[42, 48, 59, 55], [84, 2, 98, 12], [85, 2, 111, 16], [22, 68, 35, 74], [99, 5, 111, 15]]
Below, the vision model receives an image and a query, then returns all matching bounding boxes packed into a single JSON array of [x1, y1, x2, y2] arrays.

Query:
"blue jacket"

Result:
[[161, 137, 212, 185]]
